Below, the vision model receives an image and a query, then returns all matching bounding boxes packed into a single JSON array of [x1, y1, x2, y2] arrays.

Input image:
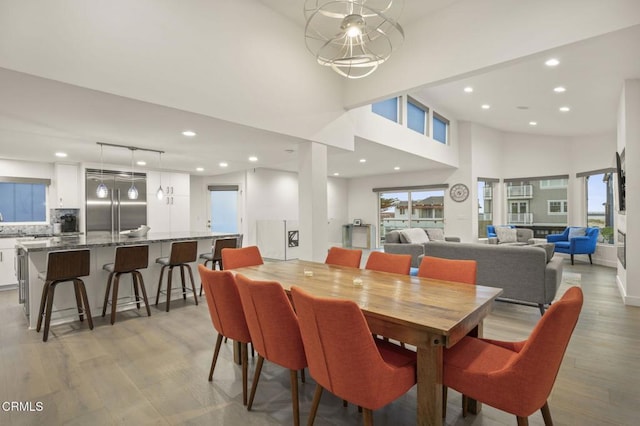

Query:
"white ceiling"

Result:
[[0, 1, 638, 178]]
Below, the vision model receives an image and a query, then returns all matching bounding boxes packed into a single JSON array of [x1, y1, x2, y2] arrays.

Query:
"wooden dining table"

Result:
[[232, 259, 503, 426]]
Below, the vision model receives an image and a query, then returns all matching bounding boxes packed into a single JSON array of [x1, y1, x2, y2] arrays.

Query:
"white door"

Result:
[[208, 188, 239, 233]]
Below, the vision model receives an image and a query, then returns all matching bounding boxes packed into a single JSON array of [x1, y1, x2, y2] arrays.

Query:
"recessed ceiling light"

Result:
[[553, 86, 566, 93], [219, 162, 228, 168], [516, 106, 529, 110], [196, 167, 204, 172], [463, 86, 473, 93], [182, 130, 197, 137], [248, 156, 258, 162], [559, 106, 571, 112], [529, 121, 538, 126], [333, 172, 340, 176], [545, 58, 560, 67], [55, 152, 67, 158], [136, 160, 146, 166], [359, 158, 367, 163], [394, 166, 400, 170], [481, 104, 491, 110]]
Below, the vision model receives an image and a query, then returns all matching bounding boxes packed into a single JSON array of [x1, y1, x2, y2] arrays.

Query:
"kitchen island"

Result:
[[17, 231, 240, 329]]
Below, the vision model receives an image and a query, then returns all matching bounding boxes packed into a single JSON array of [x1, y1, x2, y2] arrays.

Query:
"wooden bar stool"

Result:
[[198, 237, 239, 296], [36, 249, 93, 342], [102, 245, 151, 324], [154, 240, 198, 312]]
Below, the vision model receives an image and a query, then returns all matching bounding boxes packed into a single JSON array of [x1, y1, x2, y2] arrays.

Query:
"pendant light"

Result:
[[156, 151, 165, 200], [96, 144, 109, 198], [127, 148, 139, 200]]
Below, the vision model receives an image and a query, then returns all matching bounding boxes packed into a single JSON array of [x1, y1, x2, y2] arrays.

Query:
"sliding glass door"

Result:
[[378, 188, 445, 244]]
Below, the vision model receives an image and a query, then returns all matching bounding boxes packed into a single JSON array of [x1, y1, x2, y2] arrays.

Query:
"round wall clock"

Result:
[[450, 183, 469, 202]]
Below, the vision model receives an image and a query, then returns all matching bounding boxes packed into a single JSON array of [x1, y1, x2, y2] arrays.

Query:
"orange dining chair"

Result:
[[221, 245, 264, 270], [365, 251, 412, 275], [235, 274, 307, 426], [324, 246, 362, 268], [443, 286, 583, 425], [291, 286, 417, 426], [417, 255, 477, 285], [198, 265, 252, 405]]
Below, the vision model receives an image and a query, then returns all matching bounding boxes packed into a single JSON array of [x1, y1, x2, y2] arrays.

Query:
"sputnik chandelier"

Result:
[[304, 0, 404, 79]]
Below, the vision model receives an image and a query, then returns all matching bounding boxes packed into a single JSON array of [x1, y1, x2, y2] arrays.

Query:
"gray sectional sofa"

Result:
[[383, 228, 461, 268], [422, 241, 563, 314]]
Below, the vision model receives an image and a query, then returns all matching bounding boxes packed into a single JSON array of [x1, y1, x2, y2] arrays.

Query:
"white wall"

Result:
[[0, 158, 53, 179], [327, 177, 349, 246]]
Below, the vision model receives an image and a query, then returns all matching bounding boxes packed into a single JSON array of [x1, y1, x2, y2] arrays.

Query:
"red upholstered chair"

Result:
[[198, 265, 252, 405], [291, 286, 416, 426], [235, 274, 307, 426], [221, 246, 264, 270], [443, 286, 583, 425], [324, 246, 362, 268], [365, 251, 412, 275], [417, 255, 477, 285]]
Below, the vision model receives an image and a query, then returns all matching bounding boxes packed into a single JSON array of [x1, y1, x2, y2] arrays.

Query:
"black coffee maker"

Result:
[[60, 213, 78, 233]]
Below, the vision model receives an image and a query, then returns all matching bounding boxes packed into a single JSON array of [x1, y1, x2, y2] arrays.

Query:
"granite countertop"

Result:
[[16, 231, 240, 252]]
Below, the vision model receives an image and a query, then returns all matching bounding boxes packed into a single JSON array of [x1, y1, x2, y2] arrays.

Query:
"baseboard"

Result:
[[616, 274, 640, 306]]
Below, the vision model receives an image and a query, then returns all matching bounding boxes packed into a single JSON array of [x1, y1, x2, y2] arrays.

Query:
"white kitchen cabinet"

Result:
[[53, 163, 80, 208], [146, 172, 190, 233], [0, 238, 17, 286]]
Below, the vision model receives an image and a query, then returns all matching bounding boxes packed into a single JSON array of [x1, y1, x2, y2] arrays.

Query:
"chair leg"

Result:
[[538, 304, 546, 316], [290, 369, 300, 426], [110, 274, 120, 325], [72, 279, 84, 321], [462, 394, 469, 418], [155, 265, 166, 306], [516, 416, 529, 426], [209, 334, 224, 382], [570, 254, 574, 265], [102, 272, 114, 317], [241, 341, 248, 406], [300, 368, 305, 383], [442, 386, 447, 418], [42, 282, 57, 342], [247, 355, 264, 411], [36, 280, 51, 332], [588, 254, 593, 264], [132, 272, 141, 309], [540, 401, 553, 426], [308, 385, 323, 426], [165, 266, 174, 312], [135, 271, 151, 317], [180, 265, 187, 300], [77, 279, 93, 330], [362, 408, 373, 426], [186, 264, 198, 306]]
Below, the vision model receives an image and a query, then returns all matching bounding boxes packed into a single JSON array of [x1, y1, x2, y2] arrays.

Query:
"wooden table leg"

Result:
[[416, 344, 443, 426]]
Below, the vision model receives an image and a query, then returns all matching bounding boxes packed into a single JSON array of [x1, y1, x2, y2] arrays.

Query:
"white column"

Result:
[[298, 142, 328, 262]]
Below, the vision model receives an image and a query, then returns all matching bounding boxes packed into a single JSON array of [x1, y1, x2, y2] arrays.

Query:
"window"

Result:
[[0, 180, 48, 223], [540, 178, 568, 189], [407, 97, 428, 135], [372, 97, 399, 123], [548, 200, 568, 214], [477, 179, 496, 237], [584, 172, 614, 244], [433, 112, 449, 144]]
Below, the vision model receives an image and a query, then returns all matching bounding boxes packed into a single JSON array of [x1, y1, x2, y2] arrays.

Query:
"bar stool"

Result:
[[36, 249, 93, 342], [198, 237, 239, 296], [102, 245, 151, 324], [155, 240, 198, 312]]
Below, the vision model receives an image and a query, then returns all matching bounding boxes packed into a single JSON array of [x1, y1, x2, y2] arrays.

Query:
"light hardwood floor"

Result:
[[0, 260, 638, 425]]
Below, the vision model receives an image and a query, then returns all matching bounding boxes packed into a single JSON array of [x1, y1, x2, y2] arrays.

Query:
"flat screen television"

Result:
[[616, 151, 626, 212]]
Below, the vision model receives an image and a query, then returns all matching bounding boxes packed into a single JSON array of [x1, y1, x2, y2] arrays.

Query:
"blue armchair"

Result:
[[547, 227, 599, 265]]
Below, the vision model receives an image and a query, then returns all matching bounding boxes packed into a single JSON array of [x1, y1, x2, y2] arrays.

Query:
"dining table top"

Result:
[[232, 259, 503, 349]]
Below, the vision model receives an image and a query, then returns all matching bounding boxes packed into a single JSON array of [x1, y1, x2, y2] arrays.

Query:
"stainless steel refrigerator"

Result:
[[86, 169, 147, 237]]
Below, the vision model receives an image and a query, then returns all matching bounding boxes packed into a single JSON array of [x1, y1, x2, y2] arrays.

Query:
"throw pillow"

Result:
[[425, 228, 445, 241], [495, 227, 517, 243], [399, 228, 430, 244], [568, 227, 587, 239]]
